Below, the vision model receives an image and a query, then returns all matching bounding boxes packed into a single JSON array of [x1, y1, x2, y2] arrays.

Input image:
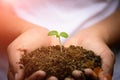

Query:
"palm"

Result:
[[64, 28, 115, 80], [7, 27, 59, 80]]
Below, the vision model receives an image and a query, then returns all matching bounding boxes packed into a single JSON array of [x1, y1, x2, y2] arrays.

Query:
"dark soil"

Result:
[[19, 45, 102, 80]]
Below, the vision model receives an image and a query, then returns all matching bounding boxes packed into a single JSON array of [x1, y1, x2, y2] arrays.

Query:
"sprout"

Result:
[[48, 30, 68, 52]]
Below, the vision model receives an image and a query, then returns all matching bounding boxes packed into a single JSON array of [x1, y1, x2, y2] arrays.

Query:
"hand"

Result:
[[64, 26, 115, 80], [7, 27, 59, 80]]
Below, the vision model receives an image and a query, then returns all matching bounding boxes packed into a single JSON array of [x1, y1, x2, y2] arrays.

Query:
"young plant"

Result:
[[48, 30, 68, 52]]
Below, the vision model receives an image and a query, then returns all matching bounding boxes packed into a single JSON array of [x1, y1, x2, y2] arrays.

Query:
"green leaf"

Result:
[[60, 32, 68, 38], [48, 30, 58, 36]]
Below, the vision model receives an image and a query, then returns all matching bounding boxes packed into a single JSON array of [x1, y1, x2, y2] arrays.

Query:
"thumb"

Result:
[[64, 37, 79, 47], [7, 45, 25, 80], [49, 36, 60, 46]]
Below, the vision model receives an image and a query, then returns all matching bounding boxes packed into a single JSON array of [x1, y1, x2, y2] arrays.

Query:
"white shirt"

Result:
[[11, 0, 119, 35]]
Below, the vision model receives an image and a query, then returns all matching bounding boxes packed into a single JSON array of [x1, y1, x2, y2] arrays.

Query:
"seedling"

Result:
[[48, 30, 68, 52]]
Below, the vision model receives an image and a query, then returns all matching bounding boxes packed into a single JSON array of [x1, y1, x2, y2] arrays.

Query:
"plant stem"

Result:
[[58, 37, 62, 52]]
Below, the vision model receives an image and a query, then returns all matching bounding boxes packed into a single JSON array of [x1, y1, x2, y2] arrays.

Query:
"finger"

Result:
[[72, 70, 86, 80], [64, 77, 74, 80], [104, 74, 112, 80], [8, 66, 24, 80], [15, 68, 24, 80], [47, 76, 58, 80], [99, 46, 115, 75], [84, 68, 98, 80], [99, 72, 112, 80], [8, 69, 14, 80], [93, 42, 115, 79], [26, 70, 46, 80], [7, 48, 25, 80]]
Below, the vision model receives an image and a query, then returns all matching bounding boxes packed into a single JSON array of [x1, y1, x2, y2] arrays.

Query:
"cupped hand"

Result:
[[7, 27, 59, 80], [64, 26, 115, 80]]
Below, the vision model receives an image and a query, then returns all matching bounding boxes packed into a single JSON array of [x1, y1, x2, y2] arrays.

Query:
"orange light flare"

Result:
[[0, 0, 16, 8], [0, 0, 16, 14], [0, 0, 16, 4]]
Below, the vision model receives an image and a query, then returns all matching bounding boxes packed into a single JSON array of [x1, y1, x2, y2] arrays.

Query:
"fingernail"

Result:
[[47, 76, 58, 80], [65, 77, 74, 80]]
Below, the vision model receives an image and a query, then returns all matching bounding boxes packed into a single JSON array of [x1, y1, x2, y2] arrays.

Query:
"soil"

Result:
[[19, 45, 102, 80]]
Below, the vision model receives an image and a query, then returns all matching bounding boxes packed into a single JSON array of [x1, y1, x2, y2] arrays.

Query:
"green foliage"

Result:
[[48, 30, 69, 52], [48, 30, 68, 39], [48, 30, 59, 38], [60, 32, 68, 38]]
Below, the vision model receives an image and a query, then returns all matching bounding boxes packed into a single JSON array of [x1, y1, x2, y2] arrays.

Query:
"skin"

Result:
[[0, 8, 59, 80], [64, 8, 120, 80], [0, 4, 120, 80]]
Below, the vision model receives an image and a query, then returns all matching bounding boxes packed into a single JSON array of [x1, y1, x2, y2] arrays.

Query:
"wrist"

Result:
[[89, 8, 120, 45]]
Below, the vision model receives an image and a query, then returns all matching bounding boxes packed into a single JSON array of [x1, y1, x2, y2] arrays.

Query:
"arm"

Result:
[[0, 9, 34, 53], [91, 8, 120, 45], [65, 8, 120, 80], [0, 9, 54, 53], [0, 9, 59, 80]]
